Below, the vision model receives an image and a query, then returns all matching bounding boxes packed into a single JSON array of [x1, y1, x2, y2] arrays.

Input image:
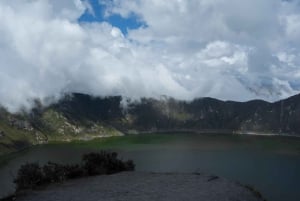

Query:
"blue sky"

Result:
[[78, 0, 145, 35], [0, 0, 300, 112]]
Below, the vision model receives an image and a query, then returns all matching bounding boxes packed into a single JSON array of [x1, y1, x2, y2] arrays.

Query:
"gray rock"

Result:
[[17, 172, 265, 201]]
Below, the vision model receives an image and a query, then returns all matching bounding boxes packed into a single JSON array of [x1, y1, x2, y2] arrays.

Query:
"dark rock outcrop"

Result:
[[1, 92, 300, 154], [51, 93, 300, 135]]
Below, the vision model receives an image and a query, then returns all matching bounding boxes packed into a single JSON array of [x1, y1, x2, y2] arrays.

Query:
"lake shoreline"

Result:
[[125, 129, 300, 138], [11, 172, 266, 201], [1, 129, 299, 157], [1, 133, 299, 201]]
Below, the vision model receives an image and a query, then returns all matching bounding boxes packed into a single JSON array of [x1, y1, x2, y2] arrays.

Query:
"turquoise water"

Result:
[[0, 133, 300, 201]]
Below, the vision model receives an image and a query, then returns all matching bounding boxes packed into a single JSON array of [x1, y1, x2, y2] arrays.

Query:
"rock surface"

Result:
[[17, 172, 265, 201], [2, 92, 300, 155]]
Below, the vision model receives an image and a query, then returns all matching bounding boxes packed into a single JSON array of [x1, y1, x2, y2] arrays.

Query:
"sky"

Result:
[[1, 0, 300, 112]]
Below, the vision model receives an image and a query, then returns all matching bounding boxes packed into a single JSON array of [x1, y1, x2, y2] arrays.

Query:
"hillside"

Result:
[[1, 93, 300, 155]]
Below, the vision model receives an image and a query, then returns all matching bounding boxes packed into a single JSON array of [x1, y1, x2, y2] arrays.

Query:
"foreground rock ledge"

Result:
[[17, 172, 265, 201]]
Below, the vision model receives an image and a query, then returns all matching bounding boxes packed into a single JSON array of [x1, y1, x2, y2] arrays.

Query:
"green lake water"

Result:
[[0, 133, 300, 201]]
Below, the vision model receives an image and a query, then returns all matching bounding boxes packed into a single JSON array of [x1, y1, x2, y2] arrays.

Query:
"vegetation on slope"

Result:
[[1, 92, 300, 154]]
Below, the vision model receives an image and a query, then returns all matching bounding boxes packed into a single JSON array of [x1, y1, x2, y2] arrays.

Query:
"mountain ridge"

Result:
[[1, 93, 300, 155]]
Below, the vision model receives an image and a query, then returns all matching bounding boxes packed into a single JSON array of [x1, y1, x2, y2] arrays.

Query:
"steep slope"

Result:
[[0, 93, 300, 155]]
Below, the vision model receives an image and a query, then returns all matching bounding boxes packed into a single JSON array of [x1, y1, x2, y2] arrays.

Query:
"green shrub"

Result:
[[82, 152, 108, 175], [13, 151, 135, 192], [0, 194, 16, 201], [14, 163, 44, 191], [64, 164, 85, 179], [43, 162, 66, 183], [82, 151, 135, 175], [124, 159, 135, 171]]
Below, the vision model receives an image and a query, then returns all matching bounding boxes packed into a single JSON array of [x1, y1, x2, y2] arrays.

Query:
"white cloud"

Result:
[[0, 0, 300, 112]]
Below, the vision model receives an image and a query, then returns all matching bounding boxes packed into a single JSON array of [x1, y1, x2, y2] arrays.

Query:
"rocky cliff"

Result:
[[1, 93, 300, 154]]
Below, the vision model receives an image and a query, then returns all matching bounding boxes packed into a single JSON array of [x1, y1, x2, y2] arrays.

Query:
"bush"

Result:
[[82, 151, 135, 176], [43, 162, 66, 183], [82, 152, 108, 175], [14, 163, 44, 191], [13, 151, 135, 192], [64, 164, 85, 179], [124, 160, 135, 171], [0, 194, 16, 201]]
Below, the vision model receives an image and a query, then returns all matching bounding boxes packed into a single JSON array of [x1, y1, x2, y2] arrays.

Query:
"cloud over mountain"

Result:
[[0, 0, 300, 112]]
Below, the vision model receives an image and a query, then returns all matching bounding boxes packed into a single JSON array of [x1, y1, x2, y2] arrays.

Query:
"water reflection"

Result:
[[0, 134, 299, 201]]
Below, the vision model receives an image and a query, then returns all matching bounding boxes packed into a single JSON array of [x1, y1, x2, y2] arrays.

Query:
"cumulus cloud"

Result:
[[0, 0, 300, 112]]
